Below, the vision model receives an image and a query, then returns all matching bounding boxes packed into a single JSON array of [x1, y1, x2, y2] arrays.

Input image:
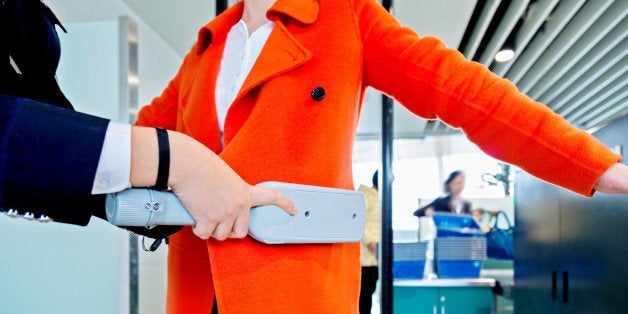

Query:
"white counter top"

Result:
[[394, 278, 496, 287]]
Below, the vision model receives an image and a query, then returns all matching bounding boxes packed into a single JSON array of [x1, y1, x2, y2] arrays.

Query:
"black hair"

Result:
[[444, 170, 464, 193], [372, 170, 379, 189]]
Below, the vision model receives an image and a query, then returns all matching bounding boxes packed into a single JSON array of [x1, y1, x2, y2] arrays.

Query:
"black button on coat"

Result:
[[311, 87, 326, 101]]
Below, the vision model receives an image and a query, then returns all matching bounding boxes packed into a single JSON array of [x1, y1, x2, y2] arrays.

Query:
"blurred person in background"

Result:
[[358, 170, 381, 314], [414, 170, 472, 217]]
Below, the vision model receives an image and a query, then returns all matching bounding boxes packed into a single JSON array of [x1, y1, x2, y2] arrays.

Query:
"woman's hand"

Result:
[[130, 127, 297, 240], [424, 207, 435, 217], [593, 162, 628, 194]]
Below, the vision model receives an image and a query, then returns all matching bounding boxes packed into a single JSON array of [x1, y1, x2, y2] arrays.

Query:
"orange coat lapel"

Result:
[[176, 0, 322, 147], [223, 0, 319, 143], [234, 23, 312, 105]]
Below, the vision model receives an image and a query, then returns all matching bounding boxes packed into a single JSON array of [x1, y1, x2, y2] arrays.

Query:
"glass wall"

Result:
[[352, 136, 514, 232]]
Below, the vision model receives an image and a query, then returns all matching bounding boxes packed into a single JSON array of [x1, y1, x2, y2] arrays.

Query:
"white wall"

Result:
[[58, 21, 121, 118], [0, 218, 123, 314], [0, 8, 182, 314], [0, 21, 125, 314]]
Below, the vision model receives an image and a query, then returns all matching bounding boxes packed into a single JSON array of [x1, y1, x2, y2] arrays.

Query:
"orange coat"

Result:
[[137, 0, 621, 313]]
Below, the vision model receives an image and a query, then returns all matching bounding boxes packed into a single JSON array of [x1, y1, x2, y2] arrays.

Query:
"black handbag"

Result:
[[487, 211, 514, 260]]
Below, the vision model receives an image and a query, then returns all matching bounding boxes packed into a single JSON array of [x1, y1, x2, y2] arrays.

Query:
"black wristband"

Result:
[[153, 128, 170, 190]]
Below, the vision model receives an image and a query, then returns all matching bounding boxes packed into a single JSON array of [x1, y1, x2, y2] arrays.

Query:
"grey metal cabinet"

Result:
[[513, 176, 561, 313], [514, 115, 628, 313]]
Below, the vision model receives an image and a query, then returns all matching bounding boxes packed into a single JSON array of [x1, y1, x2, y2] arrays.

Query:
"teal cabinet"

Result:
[[394, 280, 495, 314], [395, 286, 438, 314], [439, 287, 493, 314]]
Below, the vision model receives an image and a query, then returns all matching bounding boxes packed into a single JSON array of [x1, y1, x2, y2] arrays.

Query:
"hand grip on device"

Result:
[[105, 182, 366, 244]]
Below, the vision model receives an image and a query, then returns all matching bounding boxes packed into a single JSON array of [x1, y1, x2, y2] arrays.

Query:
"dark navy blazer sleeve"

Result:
[[1, 94, 109, 224]]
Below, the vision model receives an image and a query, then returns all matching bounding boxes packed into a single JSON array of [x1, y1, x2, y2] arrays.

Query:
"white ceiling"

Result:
[[47, 0, 627, 139], [47, 0, 216, 56], [120, 0, 216, 56], [48, 0, 475, 60], [47, 0, 478, 139], [395, 0, 477, 48]]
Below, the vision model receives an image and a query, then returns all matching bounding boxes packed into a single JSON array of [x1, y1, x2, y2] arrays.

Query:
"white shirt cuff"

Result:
[[91, 122, 132, 194]]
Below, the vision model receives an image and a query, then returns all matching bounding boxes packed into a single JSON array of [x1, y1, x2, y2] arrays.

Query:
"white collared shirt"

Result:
[[91, 19, 275, 194], [215, 19, 275, 131]]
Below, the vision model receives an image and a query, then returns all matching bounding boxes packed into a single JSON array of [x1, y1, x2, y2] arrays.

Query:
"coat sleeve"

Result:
[[0, 94, 108, 224], [353, 0, 621, 196]]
